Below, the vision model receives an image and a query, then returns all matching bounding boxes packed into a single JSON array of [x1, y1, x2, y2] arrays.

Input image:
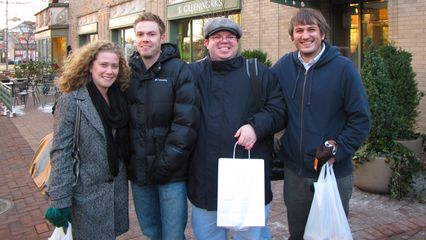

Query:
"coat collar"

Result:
[[74, 86, 105, 137]]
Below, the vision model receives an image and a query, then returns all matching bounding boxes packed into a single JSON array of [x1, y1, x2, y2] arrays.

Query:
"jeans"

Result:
[[283, 167, 353, 240], [131, 181, 187, 240], [191, 204, 271, 240]]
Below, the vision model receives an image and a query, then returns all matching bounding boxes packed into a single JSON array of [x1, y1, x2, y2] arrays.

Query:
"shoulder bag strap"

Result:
[[246, 58, 262, 110], [71, 99, 81, 186]]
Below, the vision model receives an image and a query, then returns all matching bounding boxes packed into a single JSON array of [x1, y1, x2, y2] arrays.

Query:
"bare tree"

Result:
[[9, 21, 35, 62]]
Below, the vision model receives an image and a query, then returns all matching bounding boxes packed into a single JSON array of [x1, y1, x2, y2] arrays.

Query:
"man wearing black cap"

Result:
[[187, 17, 286, 239]]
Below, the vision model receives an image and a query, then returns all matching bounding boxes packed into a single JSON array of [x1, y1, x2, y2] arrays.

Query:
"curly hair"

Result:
[[57, 41, 131, 93], [288, 8, 330, 41]]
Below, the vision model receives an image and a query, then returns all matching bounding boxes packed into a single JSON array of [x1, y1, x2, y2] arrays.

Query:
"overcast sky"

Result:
[[0, 0, 48, 29]]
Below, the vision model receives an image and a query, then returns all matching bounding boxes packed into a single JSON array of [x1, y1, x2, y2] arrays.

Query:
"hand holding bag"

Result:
[[49, 222, 73, 240], [217, 142, 265, 230], [304, 163, 353, 240]]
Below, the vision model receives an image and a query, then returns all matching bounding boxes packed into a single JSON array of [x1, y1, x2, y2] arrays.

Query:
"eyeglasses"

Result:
[[209, 34, 237, 42]]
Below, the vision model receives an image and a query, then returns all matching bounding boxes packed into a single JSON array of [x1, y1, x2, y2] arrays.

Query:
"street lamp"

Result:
[[5, 0, 8, 70], [3, 0, 21, 70]]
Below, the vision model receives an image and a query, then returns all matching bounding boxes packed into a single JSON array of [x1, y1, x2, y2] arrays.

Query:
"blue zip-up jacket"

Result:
[[271, 42, 371, 178]]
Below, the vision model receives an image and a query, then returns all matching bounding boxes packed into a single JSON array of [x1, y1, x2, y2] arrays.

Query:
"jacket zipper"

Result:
[[299, 70, 308, 166]]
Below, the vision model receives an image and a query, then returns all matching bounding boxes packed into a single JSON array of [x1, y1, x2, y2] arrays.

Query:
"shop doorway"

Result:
[[331, 0, 388, 69]]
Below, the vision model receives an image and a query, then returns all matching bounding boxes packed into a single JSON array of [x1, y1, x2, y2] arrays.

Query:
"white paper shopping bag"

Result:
[[217, 143, 265, 230]]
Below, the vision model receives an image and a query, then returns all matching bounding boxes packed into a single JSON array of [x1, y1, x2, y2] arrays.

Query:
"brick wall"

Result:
[[240, 0, 330, 63], [68, 0, 167, 50], [389, 0, 426, 132], [241, 0, 296, 63], [68, 0, 122, 48], [144, 0, 167, 20]]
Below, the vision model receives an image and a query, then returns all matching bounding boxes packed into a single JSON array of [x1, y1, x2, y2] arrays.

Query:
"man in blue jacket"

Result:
[[187, 17, 286, 240], [271, 8, 371, 239]]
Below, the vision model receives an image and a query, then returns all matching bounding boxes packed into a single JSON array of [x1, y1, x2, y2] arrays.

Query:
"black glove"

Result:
[[315, 142, 335, 168], [45, 207, 71, 228], [150, 167, 170, 185]]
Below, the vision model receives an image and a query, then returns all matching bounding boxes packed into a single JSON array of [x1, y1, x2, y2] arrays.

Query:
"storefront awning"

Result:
[[77, 23, 98, 35], [34, 28, 68, 40], [167, 0, 241, 20]]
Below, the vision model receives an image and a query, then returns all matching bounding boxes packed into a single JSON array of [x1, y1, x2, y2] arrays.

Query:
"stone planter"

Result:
[[396, 137, 423, 157], [354, 156, 392, 194]]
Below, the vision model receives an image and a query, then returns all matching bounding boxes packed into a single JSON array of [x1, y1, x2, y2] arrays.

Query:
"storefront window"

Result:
[[36, 39, 49, 61], [362, 1, 388, 46], [79, 34, 98, 47], [113, 28, 135, 59]]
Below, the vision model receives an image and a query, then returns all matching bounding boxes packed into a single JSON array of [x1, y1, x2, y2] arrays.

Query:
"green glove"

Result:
[[45, 207, 71, 228]]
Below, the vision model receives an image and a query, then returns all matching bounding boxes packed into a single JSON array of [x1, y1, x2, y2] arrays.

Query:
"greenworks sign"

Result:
[[270, 0, 319, 8], [167, 0, 241, 20]]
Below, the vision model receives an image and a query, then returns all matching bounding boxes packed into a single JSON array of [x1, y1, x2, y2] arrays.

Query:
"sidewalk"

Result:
[[0, 100, 425, 239]]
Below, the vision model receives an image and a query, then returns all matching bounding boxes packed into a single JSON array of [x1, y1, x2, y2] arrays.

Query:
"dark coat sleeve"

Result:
[[247, 64, 287, 139], [335, 61, 371, 162]]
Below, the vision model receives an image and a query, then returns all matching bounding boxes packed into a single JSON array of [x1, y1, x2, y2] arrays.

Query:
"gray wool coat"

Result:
[[48, 86, 129, 240]]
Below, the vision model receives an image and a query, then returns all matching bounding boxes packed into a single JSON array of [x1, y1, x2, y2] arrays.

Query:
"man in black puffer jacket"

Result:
[[126, 12, 199, 240]]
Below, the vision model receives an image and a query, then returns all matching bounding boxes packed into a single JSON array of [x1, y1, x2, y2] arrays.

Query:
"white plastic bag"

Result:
[[217, 143, 265, 230], [49, 222, 73, 240], [304, 163, 353, 240]]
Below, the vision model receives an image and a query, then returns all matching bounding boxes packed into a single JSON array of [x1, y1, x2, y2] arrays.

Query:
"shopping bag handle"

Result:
[[233, 142, 251, 159]]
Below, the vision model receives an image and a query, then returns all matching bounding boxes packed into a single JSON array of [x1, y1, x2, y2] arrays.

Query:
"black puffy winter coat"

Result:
[[126, 43, 200, 186], [187, 56, 286, 211]]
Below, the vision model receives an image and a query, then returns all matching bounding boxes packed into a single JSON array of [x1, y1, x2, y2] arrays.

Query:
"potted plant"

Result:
[[45, 61, 60, 81], [378, 44, 423, 156], [13, 64, 25, 79], [353, 39, 422, 199]]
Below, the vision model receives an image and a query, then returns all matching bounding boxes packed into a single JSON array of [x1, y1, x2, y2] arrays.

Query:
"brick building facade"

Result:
[[388, 0, 426, 131], [63, 0, 426, 132]]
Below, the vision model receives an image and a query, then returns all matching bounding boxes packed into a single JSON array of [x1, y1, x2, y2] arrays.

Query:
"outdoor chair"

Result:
[[13, 81, 30, 107], [36, 80, 58, 108]]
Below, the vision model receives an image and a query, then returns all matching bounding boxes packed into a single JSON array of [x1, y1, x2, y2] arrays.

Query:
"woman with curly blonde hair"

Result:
[[45, 40, 131, 240], [58, 41, 130, 92]]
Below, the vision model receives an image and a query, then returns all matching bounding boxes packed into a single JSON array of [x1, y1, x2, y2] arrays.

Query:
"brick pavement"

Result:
[[0, 110, 52, 239], [0, 99, 425, 239]]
